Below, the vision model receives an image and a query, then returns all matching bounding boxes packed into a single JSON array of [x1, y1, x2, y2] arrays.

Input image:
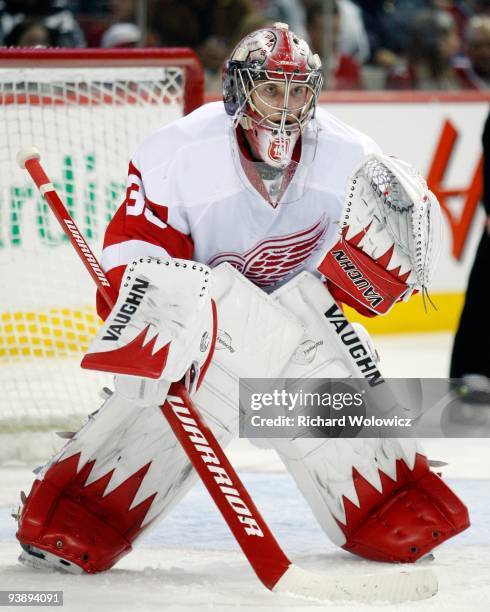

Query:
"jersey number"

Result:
[[126, 176, 167, 229]]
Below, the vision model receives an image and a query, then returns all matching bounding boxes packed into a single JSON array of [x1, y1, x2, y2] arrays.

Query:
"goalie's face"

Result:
[[241, 74, 318, 169], [249, 80, 314, 130]]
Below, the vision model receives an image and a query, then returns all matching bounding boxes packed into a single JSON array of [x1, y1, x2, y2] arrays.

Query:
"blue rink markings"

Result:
[[0, 475, 488, 554]]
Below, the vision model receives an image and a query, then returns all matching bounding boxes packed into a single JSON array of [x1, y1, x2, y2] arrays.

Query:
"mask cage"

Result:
[[232, 65, 323, 133]]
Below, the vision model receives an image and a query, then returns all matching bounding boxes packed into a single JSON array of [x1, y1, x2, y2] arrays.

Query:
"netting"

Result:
[[0, 53, 201, 462]]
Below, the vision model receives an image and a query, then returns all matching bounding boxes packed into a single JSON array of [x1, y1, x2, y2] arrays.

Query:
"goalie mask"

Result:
[[318, 155, 443, 315], [223, 23, 322, 205]]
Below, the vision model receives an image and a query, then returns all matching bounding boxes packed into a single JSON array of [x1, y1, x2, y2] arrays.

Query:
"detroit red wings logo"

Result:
[[268, 136, 290, 162], [208, 217, 328, 288]]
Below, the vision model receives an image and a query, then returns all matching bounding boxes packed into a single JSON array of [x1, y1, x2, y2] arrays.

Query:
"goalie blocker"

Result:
[[16, 260, 469, 574]]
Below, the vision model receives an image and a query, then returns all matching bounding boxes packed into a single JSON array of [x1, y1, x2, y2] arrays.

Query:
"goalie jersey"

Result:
[[97, 101, 380, 319]]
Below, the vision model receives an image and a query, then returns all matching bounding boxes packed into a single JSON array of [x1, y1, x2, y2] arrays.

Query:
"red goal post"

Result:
[[0, 48, 204, 461]]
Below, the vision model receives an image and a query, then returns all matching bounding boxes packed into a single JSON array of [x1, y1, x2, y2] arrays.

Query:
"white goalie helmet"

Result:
[[318, 154, 443, 315], [223, 22, 323, 170]]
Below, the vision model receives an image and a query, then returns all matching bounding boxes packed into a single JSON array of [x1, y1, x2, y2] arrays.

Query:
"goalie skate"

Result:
[[18, 543, 83, 574]]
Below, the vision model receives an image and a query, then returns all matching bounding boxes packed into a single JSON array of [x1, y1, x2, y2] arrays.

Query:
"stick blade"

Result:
[[273, 563, 437, 604]]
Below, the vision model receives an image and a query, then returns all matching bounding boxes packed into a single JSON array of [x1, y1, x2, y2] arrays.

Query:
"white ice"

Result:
[[1, 332, 489, 611]]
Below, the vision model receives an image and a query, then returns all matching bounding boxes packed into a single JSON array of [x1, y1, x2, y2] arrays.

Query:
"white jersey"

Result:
[[98, 101, 380, 317]]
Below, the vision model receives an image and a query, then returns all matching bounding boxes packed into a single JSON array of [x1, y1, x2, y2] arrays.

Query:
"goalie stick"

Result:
[[17, 147, 438, 604]]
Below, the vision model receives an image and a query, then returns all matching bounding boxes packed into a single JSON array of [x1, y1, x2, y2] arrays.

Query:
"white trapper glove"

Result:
[[318, 154, 443, 315]]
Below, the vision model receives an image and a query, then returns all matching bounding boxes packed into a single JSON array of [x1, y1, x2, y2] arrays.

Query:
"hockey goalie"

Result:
[[16, 22, 469, 574]]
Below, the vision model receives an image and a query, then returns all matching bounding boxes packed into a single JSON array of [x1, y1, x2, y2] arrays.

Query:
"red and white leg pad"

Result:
[[271, 273, 469, 562], [18, 455, 142, 573], [16, 379, 236, 573], [17, 412, 182, 572], [272, 435, 469, 563], [338, 449, 469, 562]]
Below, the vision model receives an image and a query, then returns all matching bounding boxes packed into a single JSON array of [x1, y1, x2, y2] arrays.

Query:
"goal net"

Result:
[[0, 48, 204, 463]]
